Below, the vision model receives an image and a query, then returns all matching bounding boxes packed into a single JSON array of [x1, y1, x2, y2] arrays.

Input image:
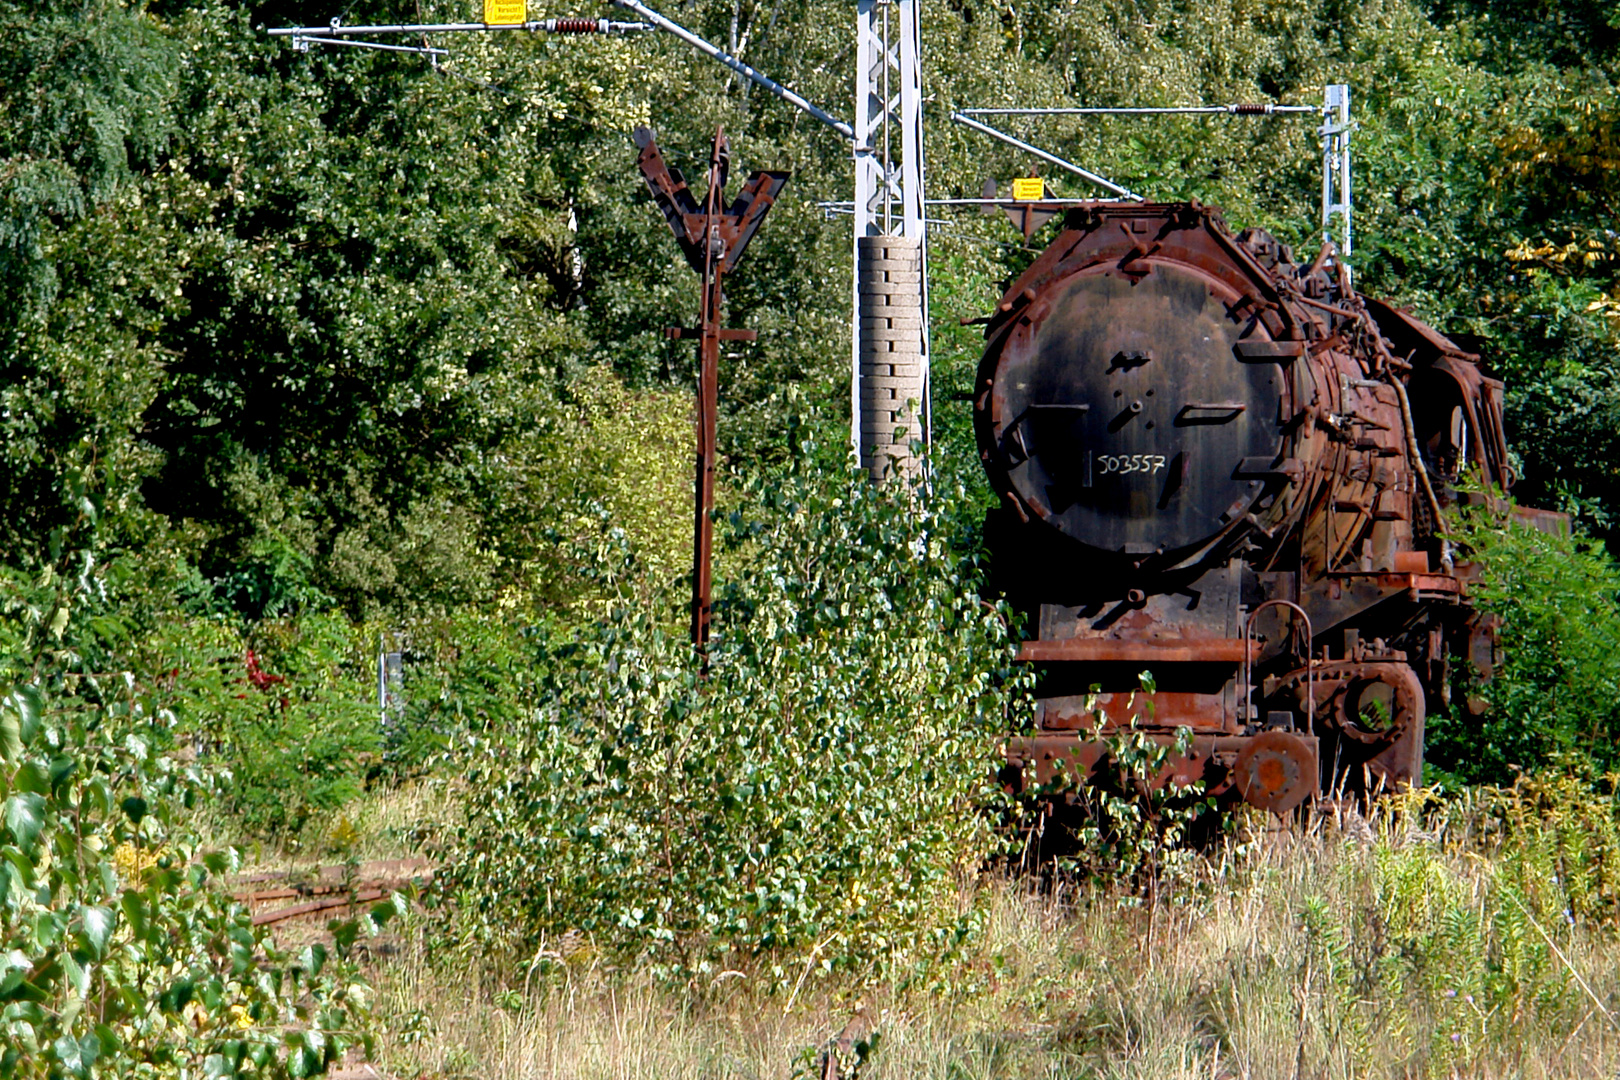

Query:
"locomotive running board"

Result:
[[1017, 638, 1248, 664]]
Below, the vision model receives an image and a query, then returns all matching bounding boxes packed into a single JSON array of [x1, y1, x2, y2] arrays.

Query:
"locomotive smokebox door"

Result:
[[983, 256, 1288, 563]]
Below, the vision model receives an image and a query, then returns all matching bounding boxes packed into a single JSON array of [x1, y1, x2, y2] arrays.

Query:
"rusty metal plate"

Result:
[[1018, 637, 1248, 664], [982, 260, 1285, 558]]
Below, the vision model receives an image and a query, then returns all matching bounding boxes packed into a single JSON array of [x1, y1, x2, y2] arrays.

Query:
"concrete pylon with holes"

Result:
[[852, 0, 929, 482]]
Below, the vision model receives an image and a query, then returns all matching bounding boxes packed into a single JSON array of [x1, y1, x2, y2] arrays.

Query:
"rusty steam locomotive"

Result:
[[979, 201, 1538, 812]]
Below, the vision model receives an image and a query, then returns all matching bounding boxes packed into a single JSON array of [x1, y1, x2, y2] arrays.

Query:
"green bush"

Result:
[[441, 458, 1029, 979], [224, 617, 380, 843], [150, 612, 381, 844], [377, 610, 566, 781], [1025, 686, 1223, 894], [1427, 503, 1620, 783], [0, 553, 389, 1078], [1452, 767, 1620, 928]]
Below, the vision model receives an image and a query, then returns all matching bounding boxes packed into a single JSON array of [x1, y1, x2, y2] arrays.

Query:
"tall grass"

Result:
[[365, 793, 1620, 1080]]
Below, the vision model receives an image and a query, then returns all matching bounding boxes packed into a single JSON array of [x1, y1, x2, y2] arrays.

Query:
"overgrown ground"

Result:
[[247, 787, 1620, 1080]]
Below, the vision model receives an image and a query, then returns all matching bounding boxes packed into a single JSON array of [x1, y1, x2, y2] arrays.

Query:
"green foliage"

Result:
[[378, 610, 560, 781], [220, 618, 381, 843], [108, 608, 383, 845], [442, 461, 1027, 979], [1023, 676, 1221, 894], [14, 1, 1620, 1021], [500, 365, 695, 611], [0, 552, 388, 1078], [1423, 0, 1620, 71], [132, 0, 649, 616], [1297, 779, 1620, 1075], [1428, 505, 1620, 782], [1297, 842, 1537, 1075], [1462, 768, 1620, 926], [0, 0, 178, 307]]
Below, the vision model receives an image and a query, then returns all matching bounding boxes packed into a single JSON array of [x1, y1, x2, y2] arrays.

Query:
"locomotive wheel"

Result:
[[1230, 730, 1318, 813]]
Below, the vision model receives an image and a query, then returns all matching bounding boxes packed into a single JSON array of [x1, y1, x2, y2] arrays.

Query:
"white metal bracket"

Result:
[[1321, 84, 1354, 285]]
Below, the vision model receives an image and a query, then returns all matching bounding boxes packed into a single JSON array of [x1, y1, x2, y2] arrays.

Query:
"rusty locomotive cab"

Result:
[[977, 202, 1542, 812]]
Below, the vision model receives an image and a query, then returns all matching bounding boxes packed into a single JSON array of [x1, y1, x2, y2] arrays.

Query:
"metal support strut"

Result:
[[1243, 599, 1315, 735], [610, 0, 854, 140], [267, 17, 654, 39], [1321, 84, 1353, 287], [952, 85, 1353, 271]]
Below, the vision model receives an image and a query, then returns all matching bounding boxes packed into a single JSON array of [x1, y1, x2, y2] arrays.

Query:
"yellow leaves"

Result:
[[328, 815, 361, 853], [1502, 233, 1620, 332], [112, 841, 171, 884], [1495, 106, 1620, 187], [1505, 237, 1615, 272], [1586, 295, 1620, 320], [113, 841, 154, 883]]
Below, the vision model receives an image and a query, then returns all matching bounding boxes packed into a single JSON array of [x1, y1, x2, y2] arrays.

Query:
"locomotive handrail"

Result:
[[1242, 600, 1315, 737]]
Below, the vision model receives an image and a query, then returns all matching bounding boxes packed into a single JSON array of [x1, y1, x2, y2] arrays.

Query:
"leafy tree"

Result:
[[0, 0, 184, 567], [1422, 0, 1620, 71], [443, 460, 1029, 977], [1428, 506, 1620, 784]]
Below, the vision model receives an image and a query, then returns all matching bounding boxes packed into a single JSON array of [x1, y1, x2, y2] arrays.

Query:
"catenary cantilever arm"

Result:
[[950, 112, 1143, 201], [608, 0, 855, 142]]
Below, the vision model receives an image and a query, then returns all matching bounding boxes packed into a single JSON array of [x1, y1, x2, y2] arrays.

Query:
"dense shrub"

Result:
[[0, 553, 388, 1078], [1427, 504, 1620, 784], [222, 618, 381, 842], [146, 613, 381, 844], [441, 459, 1030, 979]]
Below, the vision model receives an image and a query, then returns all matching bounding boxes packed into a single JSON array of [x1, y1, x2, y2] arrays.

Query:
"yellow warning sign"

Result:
[[1011, 177, 1045, 201], [484, 0, 526, 24]]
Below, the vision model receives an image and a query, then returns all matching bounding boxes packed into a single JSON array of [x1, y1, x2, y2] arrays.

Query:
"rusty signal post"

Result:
[[634, 127, 788, 662]]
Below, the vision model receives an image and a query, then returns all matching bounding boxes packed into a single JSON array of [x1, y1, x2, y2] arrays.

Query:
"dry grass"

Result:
[[362, 807, 1620, 1080], [200, 777, 460, 877]]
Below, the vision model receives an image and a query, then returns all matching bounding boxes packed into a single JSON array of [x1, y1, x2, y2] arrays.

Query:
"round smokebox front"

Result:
[[981, 261, 1285, 559]]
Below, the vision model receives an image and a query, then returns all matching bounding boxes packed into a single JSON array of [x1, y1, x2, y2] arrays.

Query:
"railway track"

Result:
[[232, 857, 434, 926]]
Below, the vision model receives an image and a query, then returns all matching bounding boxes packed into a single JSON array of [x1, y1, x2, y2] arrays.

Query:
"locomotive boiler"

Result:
[[979, 201, 1529, 812]]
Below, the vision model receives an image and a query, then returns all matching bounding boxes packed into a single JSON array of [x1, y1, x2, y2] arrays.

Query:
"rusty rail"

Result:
[[233, 858, 433, 927]]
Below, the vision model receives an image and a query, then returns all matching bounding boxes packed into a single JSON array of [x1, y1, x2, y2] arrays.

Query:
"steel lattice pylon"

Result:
[[852, 0, 930, 481]]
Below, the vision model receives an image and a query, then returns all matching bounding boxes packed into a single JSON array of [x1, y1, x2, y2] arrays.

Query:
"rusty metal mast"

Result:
[[633, 127, 787, 657], [612, 0, 933, 483]]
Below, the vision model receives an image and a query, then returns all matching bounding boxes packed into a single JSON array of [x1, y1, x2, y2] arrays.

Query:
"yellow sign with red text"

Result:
[[484, 0, 526, 24], [1011, 177, 1046, 201]]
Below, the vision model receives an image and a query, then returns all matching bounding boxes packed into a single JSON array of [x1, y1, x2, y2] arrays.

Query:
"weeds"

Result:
[[362, 792, 1620, 1079]]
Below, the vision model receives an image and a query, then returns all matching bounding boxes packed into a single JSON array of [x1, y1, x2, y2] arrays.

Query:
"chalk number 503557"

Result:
[[1098, 454, 1167, 475]]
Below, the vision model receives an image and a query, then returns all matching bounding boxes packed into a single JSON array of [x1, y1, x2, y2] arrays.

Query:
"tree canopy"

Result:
[[4, 0, 1619, 611]]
